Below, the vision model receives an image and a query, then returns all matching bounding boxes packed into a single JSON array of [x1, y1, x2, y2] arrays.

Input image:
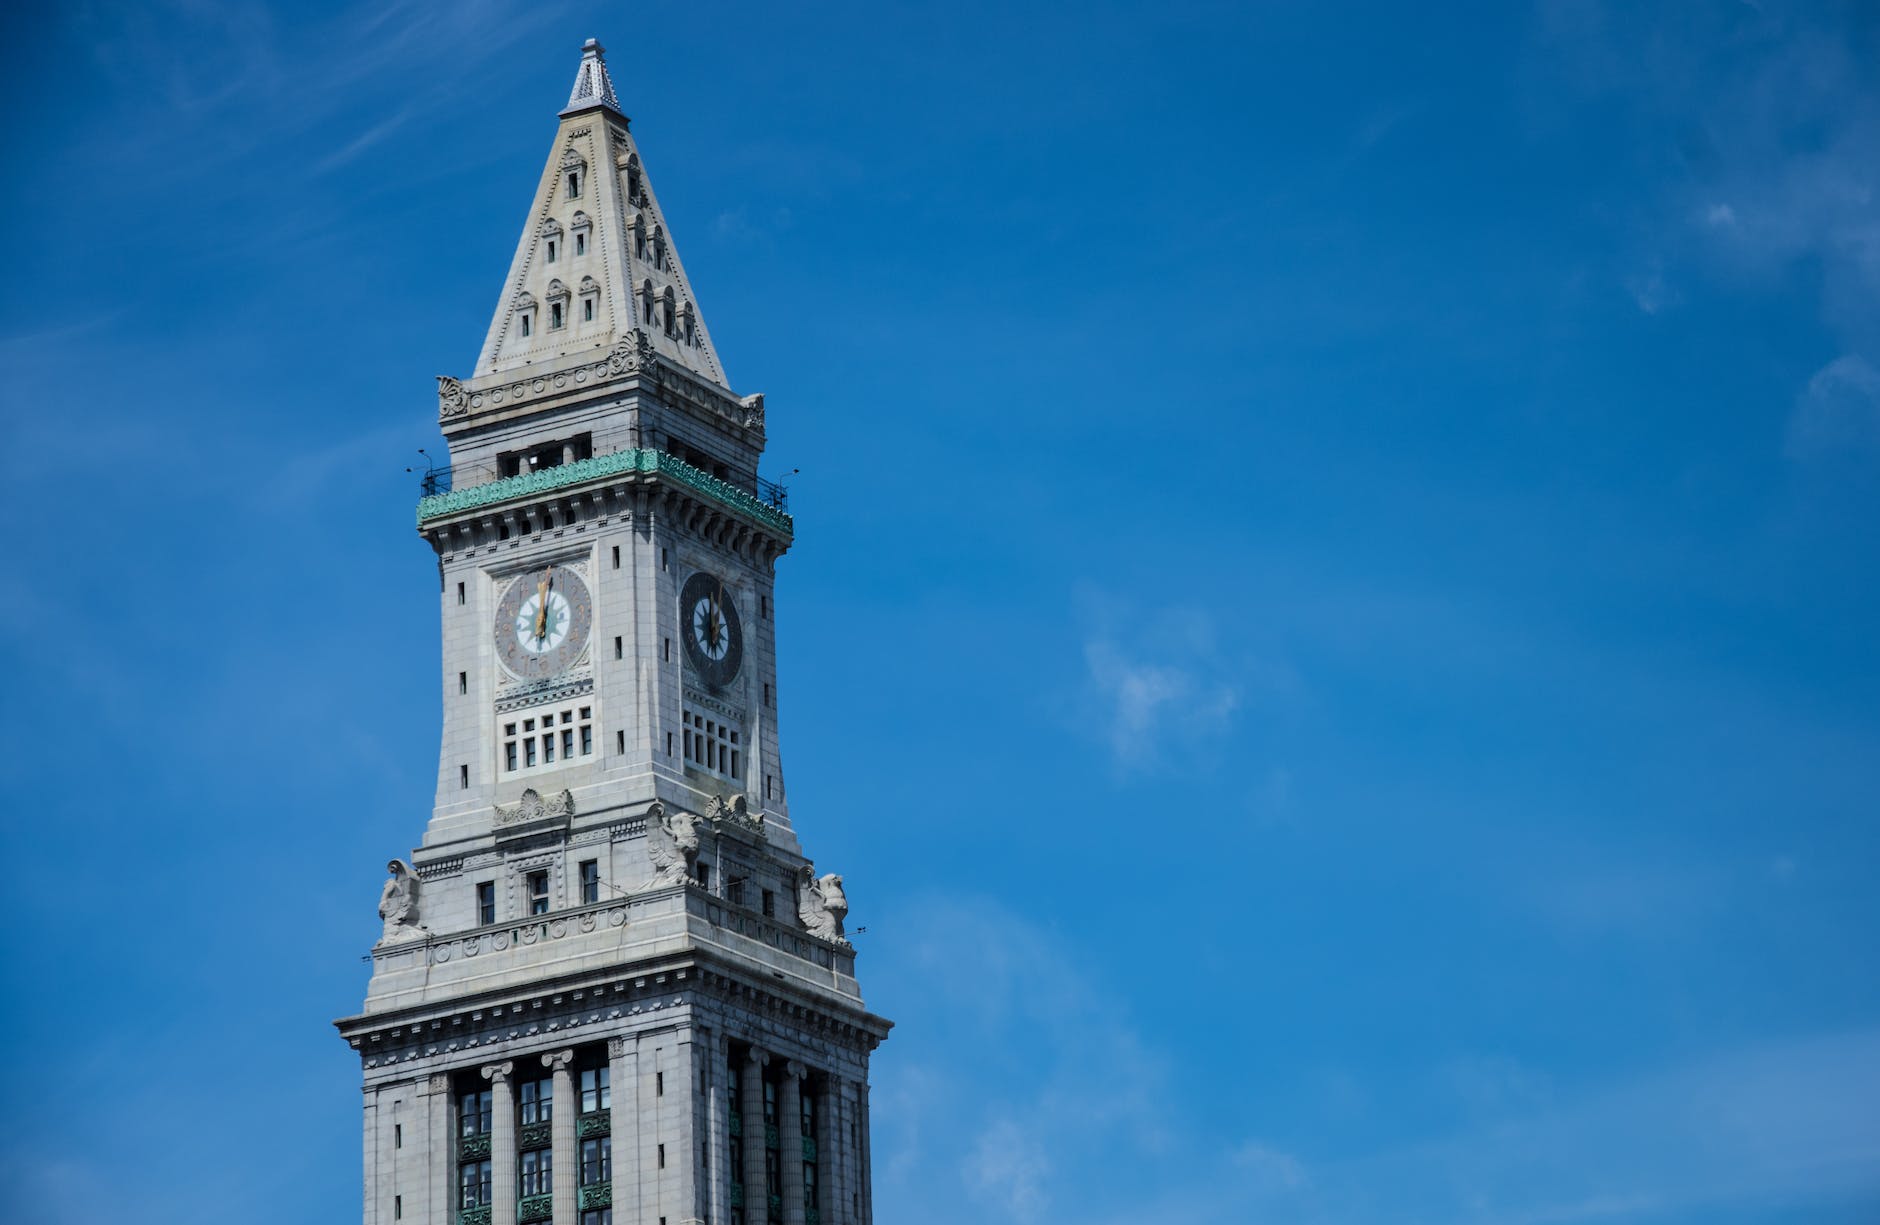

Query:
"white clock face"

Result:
[[692, 596, 731, 660], [515, 589, 573, 654]]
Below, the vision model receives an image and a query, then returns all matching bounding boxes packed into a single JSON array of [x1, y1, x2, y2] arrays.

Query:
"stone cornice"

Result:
[[439, 332, 761, 438], [416, 447, 792, 538], [335, 949, 891, 1065]]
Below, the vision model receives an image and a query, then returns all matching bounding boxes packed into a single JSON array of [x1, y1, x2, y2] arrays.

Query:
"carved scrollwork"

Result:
[[606, 328, 661, 381], [494, 788, 575, 827], [438, 376, 469, 420]]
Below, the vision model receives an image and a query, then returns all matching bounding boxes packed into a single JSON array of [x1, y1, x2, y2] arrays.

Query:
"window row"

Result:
[[682, 706, 742, 781], [502, 704, 594, 774], [471, 857, 603, 927], [512, 277, 602, 338], [541, 212, 591, 264]]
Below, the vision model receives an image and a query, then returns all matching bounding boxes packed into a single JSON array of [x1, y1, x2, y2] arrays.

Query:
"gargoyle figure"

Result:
[[376, 859, 424, 946], [645, 801, 702, 888], [796, 866, 849, 944]]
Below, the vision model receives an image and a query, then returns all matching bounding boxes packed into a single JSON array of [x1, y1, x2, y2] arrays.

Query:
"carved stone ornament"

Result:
[[707, 792, 765, 838], [376, 859, 426, 946], [606, 328, 660, 380], [644, 800, 702, 887], [739, 392, 766, 430], [796, 866, 849, 945], [495, 788, 575, 827], [561, 146, 588, 173], [438, 376, 469, 420]]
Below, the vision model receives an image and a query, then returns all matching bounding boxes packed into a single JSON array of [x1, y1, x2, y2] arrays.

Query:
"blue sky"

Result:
[[2, 1, 1878, 1222]]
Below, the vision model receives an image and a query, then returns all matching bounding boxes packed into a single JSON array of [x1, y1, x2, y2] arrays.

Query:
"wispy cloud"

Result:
[[1787, 353, 1880, 460], [1079, 601, 1244, 772]]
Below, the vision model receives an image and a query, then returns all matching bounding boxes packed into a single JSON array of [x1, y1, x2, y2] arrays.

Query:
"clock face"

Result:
[[494, 565, 593, 679], [679, 570, 743, 689]]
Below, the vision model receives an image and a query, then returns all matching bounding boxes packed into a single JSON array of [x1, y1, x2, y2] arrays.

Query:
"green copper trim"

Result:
[[416, 448, 792, 535], [518, 1192, 553, 1223], [458, 1209, 492, 1225], [577, 1111, 611, 1139], [578, 1183, 612, 1210]]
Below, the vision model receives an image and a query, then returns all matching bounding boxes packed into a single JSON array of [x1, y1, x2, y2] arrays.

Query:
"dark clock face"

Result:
[[679, 570, 743, 689], [494, 565, 593, 679]]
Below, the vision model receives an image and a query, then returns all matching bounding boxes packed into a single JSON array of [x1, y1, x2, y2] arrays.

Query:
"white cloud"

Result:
[[1080, 611, 1242, 771], [965, 1118, 1052, 1222], [1787, 353, 1880, 459], [1232, 1139, 1309, 1191]]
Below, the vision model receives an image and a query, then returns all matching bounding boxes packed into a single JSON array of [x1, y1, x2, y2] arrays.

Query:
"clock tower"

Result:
[[336, 40, 891, 1225]]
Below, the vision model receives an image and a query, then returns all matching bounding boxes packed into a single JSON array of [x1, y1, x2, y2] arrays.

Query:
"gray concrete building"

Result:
[[335, 40, 892, 1225]]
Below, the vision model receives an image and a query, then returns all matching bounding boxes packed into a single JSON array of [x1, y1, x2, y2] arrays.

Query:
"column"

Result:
[[362, 1092, 379, 1225], [485, 1061, 517, 1225], [822, 1075, 845, 1225], [609, 1038, 638, 1220], [856, 1083, 872, 1225], [741, 1048, 768, 1223], [425, 1072, 454, 1225], [704, 1034, 729, 1225], [544, 1050, 576, 1225], [778, 1062, 805, 1225], [673, 1035, 700, 1225]]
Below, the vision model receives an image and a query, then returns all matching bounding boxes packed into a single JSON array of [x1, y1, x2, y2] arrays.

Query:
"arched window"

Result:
[[560, 148, 587, 201], [631, 217, 647, 259], [641, 280, 656, 325], [626, 157, 644, 207], [661, 287, 677, 337]]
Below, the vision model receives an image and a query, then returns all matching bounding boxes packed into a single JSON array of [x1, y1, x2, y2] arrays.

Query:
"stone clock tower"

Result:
[[335, 41, 891, 1225]]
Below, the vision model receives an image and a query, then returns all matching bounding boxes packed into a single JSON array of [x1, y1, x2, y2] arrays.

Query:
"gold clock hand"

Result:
[[534, 571, 550, 640]]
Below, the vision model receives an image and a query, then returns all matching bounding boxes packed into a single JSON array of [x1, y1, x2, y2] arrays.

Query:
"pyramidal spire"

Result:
[[473, 39, 729, 387], [562, 37, 621, 116]]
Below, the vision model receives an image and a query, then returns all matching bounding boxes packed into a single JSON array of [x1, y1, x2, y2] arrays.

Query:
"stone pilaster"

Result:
[[823, 1075, 845, 1225], [704, 1033, 729, 1225], [609, 1037, 638, 1218], [779, 1061, 805, 1225], [856, 1082, 872, 1225], [425, 1072, 453, 1225], [485, 1061, 517, 1225], [544, 1050, 576, 1225], [742, 1047, 768, 1222], [673, 1034, 700, 1225]]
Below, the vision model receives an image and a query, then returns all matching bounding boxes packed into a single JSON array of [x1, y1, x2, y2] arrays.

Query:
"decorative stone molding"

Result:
[[495, 788, 575, 828], [608, 1036, 628, 1057], [438, 375, 469, 419], [542, 1048, 574, 1071], [541, 217, 564, 239], [606, 328, 659, 379], [483, 1060, 515, 1084], [708, 792, 765, 838]]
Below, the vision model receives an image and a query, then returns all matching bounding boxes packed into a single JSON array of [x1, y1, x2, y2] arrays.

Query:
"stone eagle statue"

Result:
[[376, 859, 424, 946], [797, 866, 849, 944], [644, 801, 703, 888]]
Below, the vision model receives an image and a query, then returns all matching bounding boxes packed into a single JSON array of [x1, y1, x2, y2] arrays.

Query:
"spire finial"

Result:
[[563, 37, 622, 116]]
